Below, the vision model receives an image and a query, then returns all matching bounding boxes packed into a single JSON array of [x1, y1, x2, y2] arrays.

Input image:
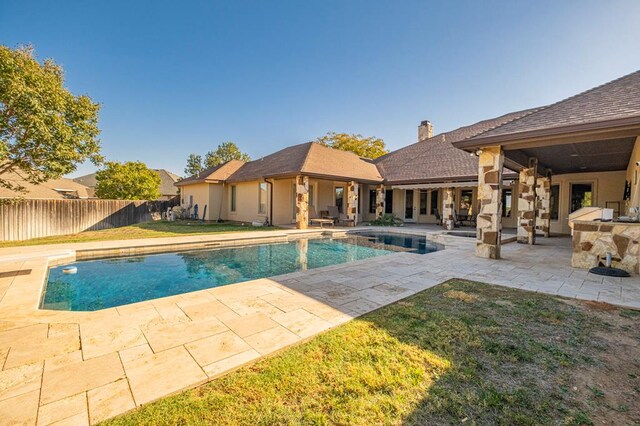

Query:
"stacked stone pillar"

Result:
[[536, 176, 551, 238], [517, 161, 537, 245], [295, 175, 309, 229], [347, 181, 359, 225], [476, 146, 504, 259], [442, 188, 454, 229], [375, 184, 385, 218]]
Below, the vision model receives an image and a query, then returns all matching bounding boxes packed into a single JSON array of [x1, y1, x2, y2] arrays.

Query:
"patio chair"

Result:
[[433, 208, 442, 226], [338, 213, 355, 227], [309, 206, 334, 228], [325, 206, 339, 223], [452, 210, 463, 227]]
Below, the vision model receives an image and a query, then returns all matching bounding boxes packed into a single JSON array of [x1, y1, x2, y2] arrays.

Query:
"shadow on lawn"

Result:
[[360, 280, 633, 425]]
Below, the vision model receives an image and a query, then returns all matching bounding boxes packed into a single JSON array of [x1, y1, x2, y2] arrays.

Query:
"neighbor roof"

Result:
[[227, 142, 384, 183], [175, 160, 245, 186], [459, 70, 640, 146], [74, 169, 181, 195], [0, 172, 93, 199], [375, 108, 540, 184]]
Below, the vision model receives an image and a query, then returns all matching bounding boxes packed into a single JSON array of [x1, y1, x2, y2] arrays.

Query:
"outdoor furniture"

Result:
[[325, 206, 340, 223], [433, 208, 442, 225], [309, 206, 334, 228], [452, 210, 463, 227], [338, 213, 355, 227]]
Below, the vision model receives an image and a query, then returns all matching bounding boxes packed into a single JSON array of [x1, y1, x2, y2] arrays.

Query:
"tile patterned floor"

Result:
[[0, 229, 638, 424]]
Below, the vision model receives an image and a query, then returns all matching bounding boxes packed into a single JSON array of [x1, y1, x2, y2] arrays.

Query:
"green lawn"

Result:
[[103, 280, 640, 425], [0, 220, 281, 248]]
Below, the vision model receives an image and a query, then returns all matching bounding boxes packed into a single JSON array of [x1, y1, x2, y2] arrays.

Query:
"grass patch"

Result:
[[0, 220, 281, 248], [104, 280, 640, 425]]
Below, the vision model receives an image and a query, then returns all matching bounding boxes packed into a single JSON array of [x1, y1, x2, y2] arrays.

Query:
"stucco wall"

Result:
[[179, 183, 213, 220], [625, 136, 640, 212], [226, 181, 268, 224], [550, 170, 626, 235]]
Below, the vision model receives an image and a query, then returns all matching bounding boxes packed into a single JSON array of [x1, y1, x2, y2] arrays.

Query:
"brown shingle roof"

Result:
[[376, 108, 540, 184], [227, 142, 384, 183], [466, 70, 640, 141], [74, 169, 181, 196], [0, 172, 93, 199], [176, 160, 245, 186]]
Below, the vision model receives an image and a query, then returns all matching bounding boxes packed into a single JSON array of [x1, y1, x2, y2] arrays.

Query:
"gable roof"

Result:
[[74, 169, 181, 195], [0, 172, 93, 199], [226, 142, 384, 183], [376, 108, 540, 184], [460, 70, 640, 145], [175, 160, 245, 186]]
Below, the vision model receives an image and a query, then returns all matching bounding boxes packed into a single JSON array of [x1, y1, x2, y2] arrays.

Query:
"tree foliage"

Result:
[[313, 132, 388, 159], [204, 142, 251, 168], [0, 45, 102, 192], [95, 161, 160, 200], [184, 153, 203, 176]]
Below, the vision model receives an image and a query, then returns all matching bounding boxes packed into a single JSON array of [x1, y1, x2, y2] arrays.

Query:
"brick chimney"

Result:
[[418, 120, 433, 141]]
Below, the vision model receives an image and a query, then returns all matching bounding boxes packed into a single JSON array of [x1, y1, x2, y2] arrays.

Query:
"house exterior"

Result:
[[73, 169, 181, 201], [177, 70, 637, 263], [0, 172, 94, 199]]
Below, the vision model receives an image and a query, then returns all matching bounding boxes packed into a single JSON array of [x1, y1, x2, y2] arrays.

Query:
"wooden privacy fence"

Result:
[[0, 198, 178, 241]]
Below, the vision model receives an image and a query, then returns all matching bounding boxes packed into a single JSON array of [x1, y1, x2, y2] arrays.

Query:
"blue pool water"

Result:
[[353, 231, 438, 255], [43, 233, 440, 311]]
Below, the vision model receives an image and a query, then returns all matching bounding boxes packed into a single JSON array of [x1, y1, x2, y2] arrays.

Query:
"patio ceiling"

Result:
[[503, 136, 637, 175]]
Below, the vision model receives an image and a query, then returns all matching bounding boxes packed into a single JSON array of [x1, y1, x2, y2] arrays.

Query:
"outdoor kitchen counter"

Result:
[[571, 220, 640, 274]]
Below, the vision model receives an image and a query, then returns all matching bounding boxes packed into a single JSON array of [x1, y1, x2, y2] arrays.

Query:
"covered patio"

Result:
[[454, 70, 640, 273]]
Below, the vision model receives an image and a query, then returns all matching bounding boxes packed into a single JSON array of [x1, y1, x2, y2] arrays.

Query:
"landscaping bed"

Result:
[[104, 280, 640, 425]]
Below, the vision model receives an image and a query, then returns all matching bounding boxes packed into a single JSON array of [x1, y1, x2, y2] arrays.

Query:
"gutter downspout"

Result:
[[265, 178, 274, 226], [217, 182, 225, 223]]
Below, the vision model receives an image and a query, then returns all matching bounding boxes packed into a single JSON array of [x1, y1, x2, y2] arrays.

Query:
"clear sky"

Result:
[[2, 0, 640, 177]]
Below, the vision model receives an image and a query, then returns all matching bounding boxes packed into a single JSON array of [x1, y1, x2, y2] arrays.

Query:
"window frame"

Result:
[[258, 182, 268, 215], [369, 189, 377, 214], [419, 190, 428, 215], [430, 190, 439, 215], [230, 185, 237, 212]]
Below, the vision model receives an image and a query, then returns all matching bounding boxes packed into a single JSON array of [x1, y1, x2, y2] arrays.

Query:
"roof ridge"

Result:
[[469, 70, 640, 140]]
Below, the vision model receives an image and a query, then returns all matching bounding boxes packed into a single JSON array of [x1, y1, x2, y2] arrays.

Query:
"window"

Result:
[[570, 183, 593, 212], [550, 185, 559, 220], [430, 190, 439, 215], [502, 189, 512, 217], [369, 189, 376, 213], [335, 187, 344, 213], [419, 190, 428, 214], [258, 182, 267, 214], [309, 185, 315, 208], [385, 190, 393, 214], [230, 185, 237, 212], [460, 189, 473, 214]]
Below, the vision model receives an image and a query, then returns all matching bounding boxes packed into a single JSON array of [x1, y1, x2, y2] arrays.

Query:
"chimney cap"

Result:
[[420, 120, 432, 126]]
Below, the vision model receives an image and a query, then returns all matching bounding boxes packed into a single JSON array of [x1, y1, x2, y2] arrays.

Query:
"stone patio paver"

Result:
[[123, 346, 207, 406], [0, 228, 638, 424], [37, 392, 88, 426]]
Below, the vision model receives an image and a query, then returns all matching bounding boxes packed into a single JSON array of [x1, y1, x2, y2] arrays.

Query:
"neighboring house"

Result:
[[177, 70, 638, 240], [73, 169, 181, 201], [0, 171, 94, 199]]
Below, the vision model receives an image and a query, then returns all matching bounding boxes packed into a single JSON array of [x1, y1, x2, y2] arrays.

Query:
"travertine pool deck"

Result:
[[0, 228, 638, 425]]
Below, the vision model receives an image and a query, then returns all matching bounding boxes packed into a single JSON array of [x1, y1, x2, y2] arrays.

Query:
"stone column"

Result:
[[536, 176, 551, 238], [517, 163, 537, 245], [347, 181, 359, 225], [295, 175, 309, 229], [375, 184, 385, 218], [442, 188, 454, 229], [476, 146, 504, 259]]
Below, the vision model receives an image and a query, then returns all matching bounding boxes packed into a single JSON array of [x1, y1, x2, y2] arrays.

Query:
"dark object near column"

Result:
[[588, 266, 630, 277]]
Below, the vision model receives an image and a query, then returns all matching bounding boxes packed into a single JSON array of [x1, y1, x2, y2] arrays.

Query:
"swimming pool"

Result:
[[351, 231, 439, 255]]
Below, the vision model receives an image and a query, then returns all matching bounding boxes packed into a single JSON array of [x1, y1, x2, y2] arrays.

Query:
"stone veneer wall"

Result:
[[347, 181, 359, 225], [375, 185, 385, 218], [517, 167, 537, 245], [443, 188, 454, 228], [476, 146, 504, 259], [295, 175, 309, 229], [571, 221, 640, 274], [536, 177, 551, 237]]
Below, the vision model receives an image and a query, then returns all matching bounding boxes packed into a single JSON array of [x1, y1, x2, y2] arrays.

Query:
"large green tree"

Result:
[[204, 142, 251, 168], [184, 153, 203, 176], [95, 161, 160, 200], [314, 132, 388, 159], [0, 45, 102, 192]]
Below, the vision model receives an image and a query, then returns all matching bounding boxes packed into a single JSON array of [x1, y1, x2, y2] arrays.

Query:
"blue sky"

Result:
[[2, 0, 640, 177]]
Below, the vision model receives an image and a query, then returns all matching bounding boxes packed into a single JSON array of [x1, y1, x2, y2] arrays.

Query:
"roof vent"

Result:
[[419, 120, 433, 141]]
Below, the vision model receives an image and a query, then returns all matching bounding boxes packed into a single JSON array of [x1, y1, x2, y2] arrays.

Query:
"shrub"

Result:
[[370, 213, 403, 226]]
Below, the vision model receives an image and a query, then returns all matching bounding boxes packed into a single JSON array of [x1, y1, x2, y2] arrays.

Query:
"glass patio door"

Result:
[[404, 190, 416, 222]]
